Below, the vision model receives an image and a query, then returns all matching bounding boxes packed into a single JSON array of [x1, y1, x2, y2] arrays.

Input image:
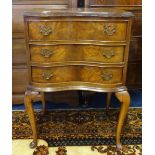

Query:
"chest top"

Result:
[[24, 8, 133, 18]]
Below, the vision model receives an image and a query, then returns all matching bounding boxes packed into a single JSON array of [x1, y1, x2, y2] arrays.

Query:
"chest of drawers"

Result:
[[24, 8, 133, 150]]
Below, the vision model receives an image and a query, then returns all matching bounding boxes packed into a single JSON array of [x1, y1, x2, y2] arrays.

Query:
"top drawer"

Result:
[[28, 21, 127, 41]]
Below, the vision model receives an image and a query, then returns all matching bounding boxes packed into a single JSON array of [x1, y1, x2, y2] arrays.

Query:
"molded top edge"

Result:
[[23, 8, 134, 18]]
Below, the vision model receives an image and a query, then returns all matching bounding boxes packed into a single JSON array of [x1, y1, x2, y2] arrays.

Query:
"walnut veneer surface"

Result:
[[24, 8, 133, 150]]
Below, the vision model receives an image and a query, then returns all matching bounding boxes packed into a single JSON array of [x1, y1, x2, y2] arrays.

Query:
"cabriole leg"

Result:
[[24, 90, 39, 148], [115, 91, 130, 151]]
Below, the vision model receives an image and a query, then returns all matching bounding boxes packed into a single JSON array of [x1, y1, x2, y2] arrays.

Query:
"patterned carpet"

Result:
[[12, 108, 142, 147]]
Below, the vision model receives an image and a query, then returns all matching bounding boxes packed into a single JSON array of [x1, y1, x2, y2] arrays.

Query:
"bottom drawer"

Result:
[[31, 66, 123, 85]]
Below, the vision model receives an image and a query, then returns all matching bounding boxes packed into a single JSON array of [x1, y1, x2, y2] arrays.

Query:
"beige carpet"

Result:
[[12, 139, 142, 155]]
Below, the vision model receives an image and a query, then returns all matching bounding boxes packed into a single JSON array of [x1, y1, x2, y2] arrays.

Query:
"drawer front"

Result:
[[30, 45, 124, 63], [28, 21, 127, 41], [31, 66, 123, 84]]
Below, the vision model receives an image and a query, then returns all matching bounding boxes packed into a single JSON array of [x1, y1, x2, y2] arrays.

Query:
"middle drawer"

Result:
[[30, 44, 125, 64]]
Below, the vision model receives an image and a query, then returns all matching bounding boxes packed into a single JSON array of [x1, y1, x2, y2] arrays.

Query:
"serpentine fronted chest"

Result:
[[24, 8, 133, 150]]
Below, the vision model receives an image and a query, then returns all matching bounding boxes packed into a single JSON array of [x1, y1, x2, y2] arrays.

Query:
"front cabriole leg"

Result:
[[24, 90, 39, 148], [115, 91, 130, 151]]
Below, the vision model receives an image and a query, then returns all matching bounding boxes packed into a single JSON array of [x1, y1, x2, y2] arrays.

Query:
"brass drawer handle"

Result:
[[102, 50, 115, 59], [42, 72, 53, 80], [39, 25, 52, 36], [101, 72, 113, 81], [40, 49, 54, 58], [104, 24, 116, 36]]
